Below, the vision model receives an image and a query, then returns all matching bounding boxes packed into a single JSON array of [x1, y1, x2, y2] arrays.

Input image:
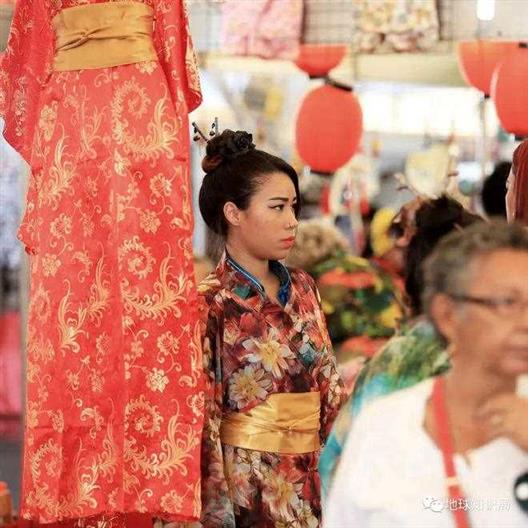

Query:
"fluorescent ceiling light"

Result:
[[476, 0, 496, 21]]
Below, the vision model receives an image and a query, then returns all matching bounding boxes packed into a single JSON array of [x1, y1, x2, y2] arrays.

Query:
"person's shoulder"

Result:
[[355, 330, 417, 381], [197, 272, 227, 320], [289, 267, 318, 292], [405, 319, 440, 340], [366, 320, 441, 366], [289, 266, 313, 282], [197, 272, 223, 299]]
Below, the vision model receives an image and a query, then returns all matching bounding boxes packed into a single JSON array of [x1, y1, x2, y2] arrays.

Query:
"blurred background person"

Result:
[[507, 140, 528, 224], [359, 206, 378, 259], [481, 161, 510, 219], [319, 195, 482, 497], [369, 207, 405, 282], [325, 221, 528, 528], [287, 215, 405, 392]]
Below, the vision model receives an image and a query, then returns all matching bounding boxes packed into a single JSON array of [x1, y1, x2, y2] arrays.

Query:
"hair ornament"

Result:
[[210, 117, 219, 137], [197, 122, 257, 174], [192, 118, 219, 143]]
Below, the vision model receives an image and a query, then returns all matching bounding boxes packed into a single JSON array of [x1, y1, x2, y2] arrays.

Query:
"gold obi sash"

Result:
[[52, 2, 157, 71], [220, 392, 321, 455]]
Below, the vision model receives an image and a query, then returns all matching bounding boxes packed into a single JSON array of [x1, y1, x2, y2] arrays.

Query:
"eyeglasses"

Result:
[[450, 293, 528, 318]]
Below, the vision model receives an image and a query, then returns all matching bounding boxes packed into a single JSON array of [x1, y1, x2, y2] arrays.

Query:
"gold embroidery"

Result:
[[121, 254, 189, 321], [38, 102, 58, 141], [126, 395, 163, 438], [9, 0, 204, 520], [58, 284, 87, 355], [119, 236, 156, 280], [40, 134, 76, 210], [125, 408, 200, 484], [111, 81, 182, 162], [86, 257, 110, 325], [146, 368, 170, 392]]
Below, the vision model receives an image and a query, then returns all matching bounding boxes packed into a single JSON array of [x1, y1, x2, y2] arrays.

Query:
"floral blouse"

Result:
[[197, 254, 345, 527]]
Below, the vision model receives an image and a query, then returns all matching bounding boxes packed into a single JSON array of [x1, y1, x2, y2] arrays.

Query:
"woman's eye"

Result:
[[272, 205, 284, 211], [501, 297, 517, 306]]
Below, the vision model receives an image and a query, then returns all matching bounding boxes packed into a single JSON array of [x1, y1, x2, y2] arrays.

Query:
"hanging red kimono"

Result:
[[0, 0, 204, 524]]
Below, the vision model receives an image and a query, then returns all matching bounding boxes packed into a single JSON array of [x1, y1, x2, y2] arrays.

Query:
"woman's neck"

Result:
[[425, 363, 516, 456], [444, 364, 516, 415], [225, 242, 270, 284]]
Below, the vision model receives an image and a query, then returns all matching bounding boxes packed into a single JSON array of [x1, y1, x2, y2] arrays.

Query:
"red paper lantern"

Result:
[[457, 40, 517, 96], [295, 83, 363, 174], [491, 43, 528, 137], [294, 44, 347, 78]]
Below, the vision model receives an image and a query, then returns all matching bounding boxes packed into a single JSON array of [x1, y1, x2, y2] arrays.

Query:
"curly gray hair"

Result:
[[286, 218, 349, 271], [422, 220, 528, 317]]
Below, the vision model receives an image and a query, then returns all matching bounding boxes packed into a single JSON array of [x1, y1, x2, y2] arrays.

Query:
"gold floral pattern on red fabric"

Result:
[[0, 0, 204, 524]]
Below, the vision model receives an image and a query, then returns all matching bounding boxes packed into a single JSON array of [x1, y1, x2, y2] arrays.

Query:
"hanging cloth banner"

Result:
[[220, 0, 303, 60]]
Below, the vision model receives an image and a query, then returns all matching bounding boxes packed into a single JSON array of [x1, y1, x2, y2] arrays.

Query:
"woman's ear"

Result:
[[430, 293, 458, 344], [223, 201, 241, 228]]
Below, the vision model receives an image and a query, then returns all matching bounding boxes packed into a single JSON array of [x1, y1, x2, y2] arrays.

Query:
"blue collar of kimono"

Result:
[[225, 252, 292, 306]]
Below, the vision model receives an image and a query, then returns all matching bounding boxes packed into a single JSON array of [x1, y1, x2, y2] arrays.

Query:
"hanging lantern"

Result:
[[295, 81, 363, 175], [294, 44, 347, 78], [491, 43, 528, 137], [457, 40, 517, 96]]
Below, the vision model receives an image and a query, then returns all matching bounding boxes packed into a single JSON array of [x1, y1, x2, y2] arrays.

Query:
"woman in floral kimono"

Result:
[[196, 129, 345, 527]]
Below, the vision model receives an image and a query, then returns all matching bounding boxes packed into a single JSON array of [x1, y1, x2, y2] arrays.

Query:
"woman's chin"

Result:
[[269, 248, 292, 262]]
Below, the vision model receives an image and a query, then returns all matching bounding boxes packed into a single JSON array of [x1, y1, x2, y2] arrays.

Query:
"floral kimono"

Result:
[[197, 254, 345, 527]]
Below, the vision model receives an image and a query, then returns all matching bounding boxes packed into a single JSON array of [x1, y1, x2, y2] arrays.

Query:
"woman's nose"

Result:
[[287, 209, 298, 229]]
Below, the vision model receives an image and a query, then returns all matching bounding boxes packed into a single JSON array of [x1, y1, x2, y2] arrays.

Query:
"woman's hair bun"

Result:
[[201, 129, 255, 173]]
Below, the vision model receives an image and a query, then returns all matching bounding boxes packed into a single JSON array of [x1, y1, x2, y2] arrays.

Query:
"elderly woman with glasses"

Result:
[[319, 196, 481, 497], [325, 220, 528, 528]]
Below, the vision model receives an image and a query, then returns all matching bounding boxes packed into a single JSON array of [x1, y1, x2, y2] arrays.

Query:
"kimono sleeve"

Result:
[[153, 0, 202, 113], [198, 297, 235, 527], [301, 271, 346, 444], [318, 393, 354, 500], [0, 0, 53, 163]]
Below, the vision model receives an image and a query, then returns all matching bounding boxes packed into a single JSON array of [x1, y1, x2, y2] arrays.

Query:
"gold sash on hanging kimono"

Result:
[[52, 2, 157, 71], [220, 392, 321, 454]]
